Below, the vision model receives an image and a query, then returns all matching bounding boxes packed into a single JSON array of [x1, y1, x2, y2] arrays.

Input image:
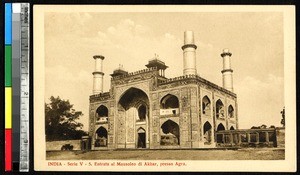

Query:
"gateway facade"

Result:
[[88, 31, 238, 149]]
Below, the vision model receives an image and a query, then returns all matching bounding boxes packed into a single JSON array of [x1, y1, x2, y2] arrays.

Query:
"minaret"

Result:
[[221, 49, 233, 92], [92, 55, 105, 94], [182, 31, 197, 75]]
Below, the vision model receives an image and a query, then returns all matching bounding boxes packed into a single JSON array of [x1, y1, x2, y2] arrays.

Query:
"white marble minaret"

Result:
[[92, 55, 105, 94], [221, 49, 233, 92], [182, 31, 197, 75]]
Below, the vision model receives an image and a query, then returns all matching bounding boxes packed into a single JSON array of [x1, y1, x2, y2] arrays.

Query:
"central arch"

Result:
[[117, 87, 149, 148]]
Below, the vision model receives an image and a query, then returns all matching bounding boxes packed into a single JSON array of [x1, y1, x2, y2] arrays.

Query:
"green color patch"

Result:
[[5, 45, 12, 87]]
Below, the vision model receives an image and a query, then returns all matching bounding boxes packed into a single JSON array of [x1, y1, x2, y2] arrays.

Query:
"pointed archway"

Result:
[[96, 105, 108, 123], [117, 87, 149, 148], [202, 96, 211, 115], [217, 123, 225, 131], [203, 121, 212, 144], [160, 94, 179, 115], [216, 123, 225, 143], [95, 126, 108, 147], [137, 127, 146, 148], [216, 99, 224, 118], [160, 120, 180, 146], [228, 105, 234, 118]]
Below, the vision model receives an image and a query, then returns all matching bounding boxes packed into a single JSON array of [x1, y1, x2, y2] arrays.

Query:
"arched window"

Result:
[[137, 127, 146, 148], [202, 96, 211, 115], [96, 105, 108, 117], [216, 123, 225, 143], [216, 99, 224, 119], [160, 94, 179, 115], [96, 105, 109, 122], [138, 104, 146, 121], [203, 121, 212, 144], [217, 123, 225, 131], [230, 126, 235, 130], [160, 94, 179, 109], [228, 105, 234, 118], [160, 120, 180, 145], [95, 127, 108, 147]]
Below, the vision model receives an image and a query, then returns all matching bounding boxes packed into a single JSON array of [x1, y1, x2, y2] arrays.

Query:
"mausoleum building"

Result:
[[88, 31, 238, 149]]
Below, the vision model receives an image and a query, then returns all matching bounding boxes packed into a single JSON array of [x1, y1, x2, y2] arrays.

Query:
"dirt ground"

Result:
[[47, 148, 284, 160]]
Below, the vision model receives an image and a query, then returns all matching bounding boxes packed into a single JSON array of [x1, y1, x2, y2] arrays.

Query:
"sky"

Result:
[[44, 11, 284, 131]]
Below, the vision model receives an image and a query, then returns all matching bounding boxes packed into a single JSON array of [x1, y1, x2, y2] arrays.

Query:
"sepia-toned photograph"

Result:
[[33, 5, 296, 172]]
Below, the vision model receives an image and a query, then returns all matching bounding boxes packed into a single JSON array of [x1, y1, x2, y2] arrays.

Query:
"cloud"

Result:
[[235, 74, 284, 128], [45, 12, 95, 37], [165, 33, 175, 40], [104, 18, 151, 41]]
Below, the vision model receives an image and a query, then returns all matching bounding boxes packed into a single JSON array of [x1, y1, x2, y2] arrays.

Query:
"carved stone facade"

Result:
[[89, 66, 238, 149]]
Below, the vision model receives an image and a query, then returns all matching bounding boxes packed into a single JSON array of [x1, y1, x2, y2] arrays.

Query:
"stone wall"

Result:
[[276, 128, 285, 148], [46, 140, 81, 151]]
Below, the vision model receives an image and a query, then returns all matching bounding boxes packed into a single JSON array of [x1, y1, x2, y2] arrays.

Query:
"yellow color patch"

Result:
[[5, 87, 12, 128]]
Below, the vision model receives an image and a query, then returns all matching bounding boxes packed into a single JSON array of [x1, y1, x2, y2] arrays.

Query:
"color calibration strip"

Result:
[[5, 3, 30, 172], [5, 3, 13, 171]]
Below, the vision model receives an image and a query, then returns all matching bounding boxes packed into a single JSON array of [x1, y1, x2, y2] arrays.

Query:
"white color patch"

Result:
[[12, 3, 21, 13]]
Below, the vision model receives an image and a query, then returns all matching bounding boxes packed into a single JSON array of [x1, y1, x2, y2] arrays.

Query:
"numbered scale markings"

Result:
[[19, 3, 30, 172]]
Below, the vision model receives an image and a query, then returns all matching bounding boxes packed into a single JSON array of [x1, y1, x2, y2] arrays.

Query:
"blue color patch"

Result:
[[5, 3, 12, 45]]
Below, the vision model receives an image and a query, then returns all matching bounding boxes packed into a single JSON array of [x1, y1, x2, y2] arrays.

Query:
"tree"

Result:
[[280, 107, 285, 127], [45, 96, 87, 141]]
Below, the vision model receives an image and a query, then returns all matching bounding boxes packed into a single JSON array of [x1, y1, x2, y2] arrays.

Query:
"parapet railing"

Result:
[[90, 92, 111, 101], [158, 74, 236, 97], [215, 128, 277, 147], [111, 67, 158, 80]]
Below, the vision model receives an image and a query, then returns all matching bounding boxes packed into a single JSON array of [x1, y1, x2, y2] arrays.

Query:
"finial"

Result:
[[154, 53, 159, 59], [223, 48, 230, 53], [118, 64, 124, 70]]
